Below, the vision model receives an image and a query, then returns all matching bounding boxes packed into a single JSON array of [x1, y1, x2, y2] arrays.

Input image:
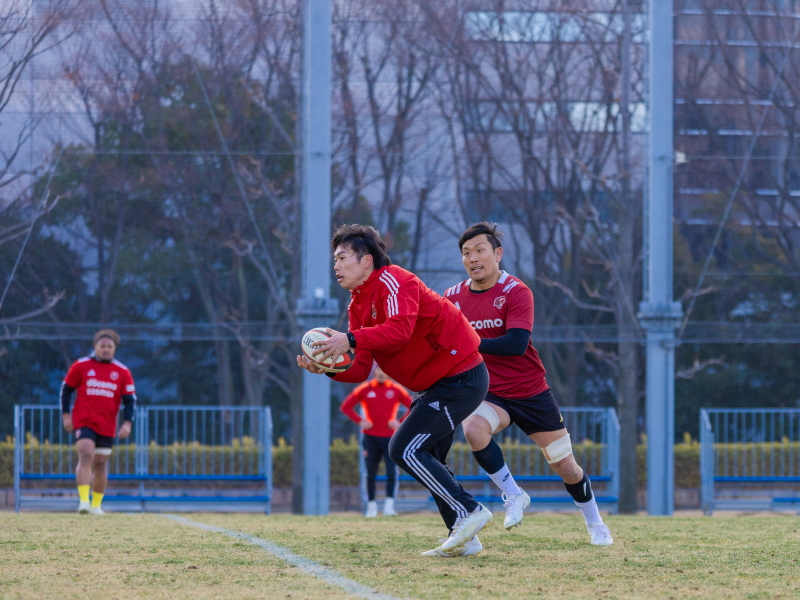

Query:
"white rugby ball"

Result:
[[301, 327, 355, 373]]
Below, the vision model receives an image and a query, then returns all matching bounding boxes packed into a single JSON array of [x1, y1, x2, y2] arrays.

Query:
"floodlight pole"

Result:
[[639, 0, 682, 516], [297, 0, 335, 516]]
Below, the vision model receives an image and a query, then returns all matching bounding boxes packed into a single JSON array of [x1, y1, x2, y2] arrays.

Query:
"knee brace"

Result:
[[468, 402, 501, 434], [542, 434, 572, 464], [94, 448, 112, 456]]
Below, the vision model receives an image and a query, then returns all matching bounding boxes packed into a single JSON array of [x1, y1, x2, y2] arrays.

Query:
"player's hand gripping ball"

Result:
[[301, 327, 355, 373]]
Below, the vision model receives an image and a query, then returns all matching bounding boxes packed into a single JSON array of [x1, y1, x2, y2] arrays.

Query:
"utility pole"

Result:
[[639, 0, 683, 516]]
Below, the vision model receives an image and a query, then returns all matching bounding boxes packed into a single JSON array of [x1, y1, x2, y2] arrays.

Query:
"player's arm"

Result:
[[118, 376, 136, 439], [61, 363, 82, 433], [351, 271, 420, 351], [478, 328, 531, 356], [397, 386, 413, 423], [60, 381, 76, 433], [340, 385, 366, 423]]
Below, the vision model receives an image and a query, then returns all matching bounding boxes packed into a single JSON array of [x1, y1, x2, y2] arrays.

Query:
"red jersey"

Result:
[[331, 265, 482, 392], [64, 356, 136, 437], [340, 379, 413, 438], [444, 271, 548, 399]]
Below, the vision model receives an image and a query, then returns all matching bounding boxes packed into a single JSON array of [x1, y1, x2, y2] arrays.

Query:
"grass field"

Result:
[[1, 510, 799, 600]]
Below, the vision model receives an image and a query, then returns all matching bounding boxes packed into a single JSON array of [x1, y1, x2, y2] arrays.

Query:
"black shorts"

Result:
[[485, 388, 565, 436], [74, 427, 114, 450]]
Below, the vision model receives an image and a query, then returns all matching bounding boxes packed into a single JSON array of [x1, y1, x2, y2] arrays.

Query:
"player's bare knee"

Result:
[[551, 455, 582, 484], [463, 416, 492, 450]]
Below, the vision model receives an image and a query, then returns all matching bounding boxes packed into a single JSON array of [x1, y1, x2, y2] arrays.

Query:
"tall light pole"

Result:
[[639, 0, 683, 516], [297, 0, 335, 515]]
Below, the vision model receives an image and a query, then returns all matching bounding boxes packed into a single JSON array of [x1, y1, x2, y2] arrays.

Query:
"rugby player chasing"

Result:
[[444, 223, 613, 546]]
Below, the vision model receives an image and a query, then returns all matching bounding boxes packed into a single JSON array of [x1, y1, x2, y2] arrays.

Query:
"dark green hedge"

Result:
[[3, 436, 796, 489]]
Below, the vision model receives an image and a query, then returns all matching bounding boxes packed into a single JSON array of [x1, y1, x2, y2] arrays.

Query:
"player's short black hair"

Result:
[[331, 224, 392, 269], [458, 222, 504, 251]]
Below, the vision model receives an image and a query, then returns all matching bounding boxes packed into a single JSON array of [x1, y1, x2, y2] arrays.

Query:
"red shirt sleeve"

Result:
[[506, 283, 534, 331], [340, 384, 368, 424], [121, 369, 135, 395], [64, 362, 82, 388], [352, 269, 420, 351]]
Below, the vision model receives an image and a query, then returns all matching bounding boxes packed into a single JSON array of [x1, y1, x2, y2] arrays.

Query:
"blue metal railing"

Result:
[[14, 404, 272, 513], [700, 408, 800, 514]]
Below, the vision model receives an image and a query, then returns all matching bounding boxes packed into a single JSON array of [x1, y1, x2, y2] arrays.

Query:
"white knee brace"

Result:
[[542, 434, 573, 464], [468, 402, 501, 434]]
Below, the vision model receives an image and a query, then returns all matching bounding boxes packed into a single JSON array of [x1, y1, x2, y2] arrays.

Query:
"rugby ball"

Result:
[[301, 327, 355, 373]]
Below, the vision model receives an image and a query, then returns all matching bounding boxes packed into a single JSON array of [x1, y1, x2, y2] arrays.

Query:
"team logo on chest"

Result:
[[494, 296, 506, 309], [110, 371, 119, 381], [386, 390, 395, 398]]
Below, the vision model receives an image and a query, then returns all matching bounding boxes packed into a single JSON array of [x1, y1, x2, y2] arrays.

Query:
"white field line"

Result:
[[163, 514, 407, 600]]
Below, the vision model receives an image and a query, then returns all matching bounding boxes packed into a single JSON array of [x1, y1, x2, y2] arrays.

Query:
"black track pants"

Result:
[[388, 362, 489, 531], [362, 434, 398, 501]]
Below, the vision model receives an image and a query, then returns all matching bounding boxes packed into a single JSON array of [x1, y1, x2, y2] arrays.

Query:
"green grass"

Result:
[[1, 511, 799, 599]]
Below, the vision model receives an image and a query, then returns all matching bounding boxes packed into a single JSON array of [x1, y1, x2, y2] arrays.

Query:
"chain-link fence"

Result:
[[1, 1, 798, 459]]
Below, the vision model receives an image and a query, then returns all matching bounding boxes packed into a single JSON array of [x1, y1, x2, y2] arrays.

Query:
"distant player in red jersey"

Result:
[[61, 329, 137, 515], [340, 365, 412, 517], [444, 223, 613, 546], [298, 224, 493, 557]]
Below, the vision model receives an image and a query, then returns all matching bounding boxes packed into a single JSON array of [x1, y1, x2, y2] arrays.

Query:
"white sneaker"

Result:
[[587, 522, 613, 546], [383, 497, 397, 516], [89, 506, 106, 516], [502, 489, 530, 529], [421, 536, 483, 557], [365, 500, 378, 518], [439, 505, 493, 551], [78, 501, 90, 515]]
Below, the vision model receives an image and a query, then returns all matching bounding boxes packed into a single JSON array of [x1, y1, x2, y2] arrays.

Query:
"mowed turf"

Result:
[[1, 511, 799, 600]]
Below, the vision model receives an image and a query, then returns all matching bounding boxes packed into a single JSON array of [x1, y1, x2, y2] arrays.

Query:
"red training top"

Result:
[[444, 271, 549, 399], [340, 379, 413, 438], [64, 357, 136, 437], [331, 265, 483, 392]]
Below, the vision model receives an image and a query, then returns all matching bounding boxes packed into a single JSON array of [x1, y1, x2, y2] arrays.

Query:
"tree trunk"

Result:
[[616, 0, 639, 513]]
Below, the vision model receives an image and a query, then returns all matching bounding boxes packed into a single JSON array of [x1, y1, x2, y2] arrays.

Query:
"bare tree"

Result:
[[0, 0, 82, 321], [425, 0, 647, 510], [332, 0, 444, 265]]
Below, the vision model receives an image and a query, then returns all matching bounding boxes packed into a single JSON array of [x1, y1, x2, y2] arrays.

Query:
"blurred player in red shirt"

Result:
[[61, 329, 137, 515], [445, 223, 613, 546], [341, 366, 412, 517]]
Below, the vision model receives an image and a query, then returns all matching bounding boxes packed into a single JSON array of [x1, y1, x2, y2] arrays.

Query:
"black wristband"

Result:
[[346, 332, 357, 349]]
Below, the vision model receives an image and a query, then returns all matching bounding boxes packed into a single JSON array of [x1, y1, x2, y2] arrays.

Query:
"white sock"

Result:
[[488, 464, 523, 496], [575, 497, 603, 525]]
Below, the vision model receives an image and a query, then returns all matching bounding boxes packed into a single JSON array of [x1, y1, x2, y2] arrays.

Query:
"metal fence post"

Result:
[[14, 405, 21, 513], [699, 409, 714, 515], [606, 408, 621, 514], [264, 407, 273, 515], [136, 406, 147, 512]]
